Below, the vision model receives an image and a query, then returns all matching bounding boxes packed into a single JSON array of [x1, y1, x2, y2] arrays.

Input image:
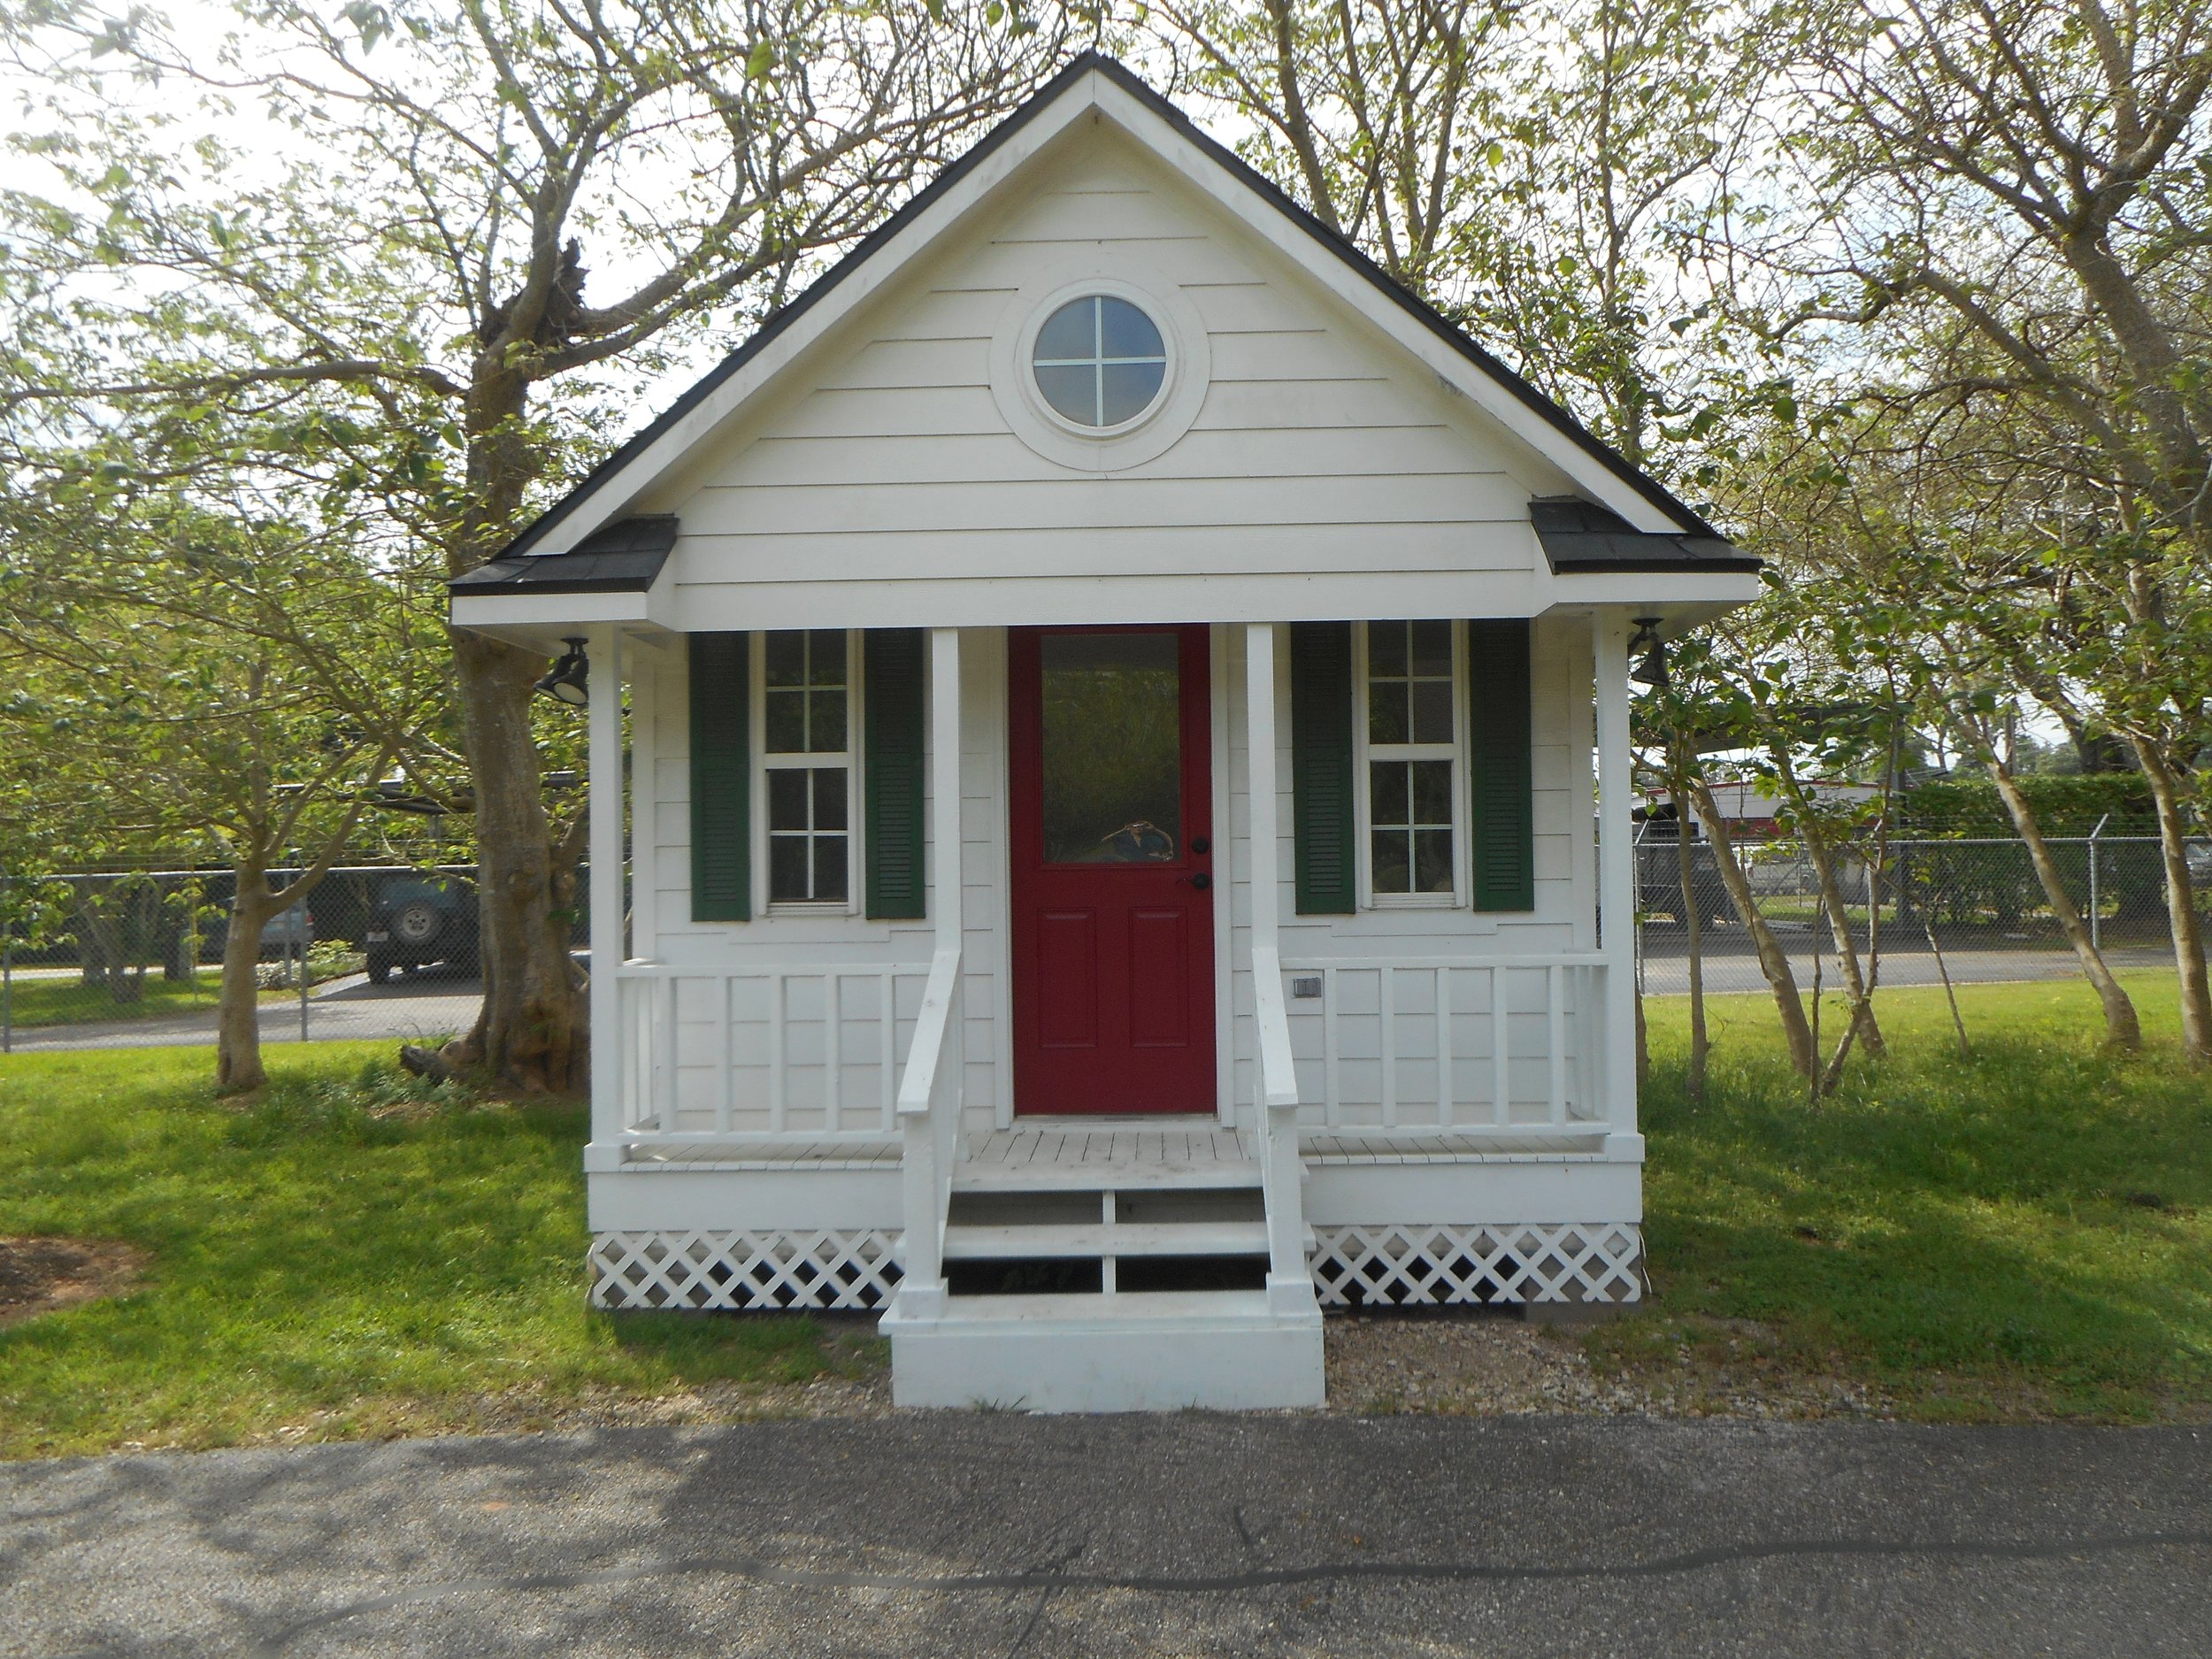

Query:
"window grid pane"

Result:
[[1032, 296, 1167, 428], [764, 629, 853, 904], [1364, 621, 1458, 898]]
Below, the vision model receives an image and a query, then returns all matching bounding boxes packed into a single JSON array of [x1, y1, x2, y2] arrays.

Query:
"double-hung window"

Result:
[[1360, 619, 1463, 903], [762, 629, 853, 906]]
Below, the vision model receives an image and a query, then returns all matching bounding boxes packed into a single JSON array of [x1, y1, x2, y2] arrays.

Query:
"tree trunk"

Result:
[[2130, 736, 2212, 1065], [1670, 763, 1708, 1103], [1688, 777, 1816, 1079], [219, 878, 277, 1093], [1985, 759, 2140, 1049], [1770, 753, 1886, 1065], [442, 626, 583, 1091]]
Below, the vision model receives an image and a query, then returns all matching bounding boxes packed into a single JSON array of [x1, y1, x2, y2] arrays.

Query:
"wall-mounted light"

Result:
[[534, 637, 589, 707], [1628, 616, 1670, 690]]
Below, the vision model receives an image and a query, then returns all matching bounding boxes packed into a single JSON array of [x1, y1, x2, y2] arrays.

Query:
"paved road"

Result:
[[3, 973, 480, 1054], [1637, 935, 2180, 996], [2, 1417, 2205, 1656]]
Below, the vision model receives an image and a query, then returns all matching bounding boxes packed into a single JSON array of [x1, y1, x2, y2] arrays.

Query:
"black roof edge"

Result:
[[494, 51, 1720, 563], [451, 512, 677, 594], [1547, 552, 1765, 574]]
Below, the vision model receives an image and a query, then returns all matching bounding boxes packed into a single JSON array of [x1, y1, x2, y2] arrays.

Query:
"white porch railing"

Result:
[[895, 946, 964, 1294], [611, 960, 932, 1141], [1279, 954, 1610, 1133], [1251, 943, 1312, 1313]]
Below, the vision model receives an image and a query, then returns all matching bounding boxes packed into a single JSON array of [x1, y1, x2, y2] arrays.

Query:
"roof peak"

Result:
[[488, 52, 1722, 565]]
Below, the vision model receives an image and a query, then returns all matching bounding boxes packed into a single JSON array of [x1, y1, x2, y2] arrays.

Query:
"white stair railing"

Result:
[[893, 945, 964, 1315], [1251, 944, 1313, 1316]]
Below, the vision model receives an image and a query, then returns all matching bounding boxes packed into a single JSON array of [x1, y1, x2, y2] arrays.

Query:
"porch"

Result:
[[579, 619, 1647, 1409]]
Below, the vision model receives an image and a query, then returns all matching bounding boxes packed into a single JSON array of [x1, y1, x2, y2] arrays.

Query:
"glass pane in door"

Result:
[[1039, 632, 1182, 864]]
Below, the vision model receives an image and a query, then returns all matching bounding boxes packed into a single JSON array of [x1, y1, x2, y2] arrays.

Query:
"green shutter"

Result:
[[688, 632, 750, 922], [1467, 618, 1534, 911], [864, 628, 926, 920], [1290, 622, 1357, 914]]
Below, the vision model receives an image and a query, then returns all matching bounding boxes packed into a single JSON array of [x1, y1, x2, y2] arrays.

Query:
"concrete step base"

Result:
[[880, 1286, 1325, 1412]]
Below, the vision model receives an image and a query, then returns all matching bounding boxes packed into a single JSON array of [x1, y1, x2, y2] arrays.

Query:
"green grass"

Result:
[[0, 972, 328, 1029], [4, 974, 230, 1029], [3, 976, 2206, 1453], [1610, 970, 2212, 1421], [0, 1044, 873, 1458]]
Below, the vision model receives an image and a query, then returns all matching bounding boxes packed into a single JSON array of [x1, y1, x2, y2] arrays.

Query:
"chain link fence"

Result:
[[0, 864, 590, 1048], [1635, 834, 2208, 995]]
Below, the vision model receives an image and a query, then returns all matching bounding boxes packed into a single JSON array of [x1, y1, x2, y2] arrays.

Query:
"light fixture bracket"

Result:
[[534, 636, 590, 708]]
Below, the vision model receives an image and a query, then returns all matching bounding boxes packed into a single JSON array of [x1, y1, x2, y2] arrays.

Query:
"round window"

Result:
[[1031, 295, 1167, 428]]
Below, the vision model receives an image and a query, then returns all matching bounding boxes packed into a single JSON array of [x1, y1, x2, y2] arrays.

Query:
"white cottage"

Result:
[[449, 56, 1761, 1412]]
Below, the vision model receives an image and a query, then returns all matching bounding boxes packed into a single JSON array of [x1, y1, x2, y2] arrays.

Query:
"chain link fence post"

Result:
[[299, 903, 311, 1042], [2, 869, 12, 1056], [2087, 813, 2108, 956]]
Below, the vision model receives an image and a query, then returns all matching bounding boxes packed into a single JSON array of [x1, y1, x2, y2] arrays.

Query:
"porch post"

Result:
[[929, 628, 963, 948], [588, 625, 626, 1159], [1593, 611, 1641, 1154], [1244, 623, 1280, 957]]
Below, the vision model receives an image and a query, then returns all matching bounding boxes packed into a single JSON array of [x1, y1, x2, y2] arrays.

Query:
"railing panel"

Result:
[[1283, 954, 1609, 1133], [613, 962, 930, 1143]]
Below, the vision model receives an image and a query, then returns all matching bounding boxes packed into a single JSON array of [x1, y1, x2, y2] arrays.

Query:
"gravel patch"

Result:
[[1323, 1308, 1900, 1420]]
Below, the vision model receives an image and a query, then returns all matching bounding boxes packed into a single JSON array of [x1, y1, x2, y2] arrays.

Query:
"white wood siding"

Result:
[[648, 134, 1570, 628]]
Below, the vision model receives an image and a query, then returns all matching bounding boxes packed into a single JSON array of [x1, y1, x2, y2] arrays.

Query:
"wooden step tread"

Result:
[[942, 1221, 1269, 1260]]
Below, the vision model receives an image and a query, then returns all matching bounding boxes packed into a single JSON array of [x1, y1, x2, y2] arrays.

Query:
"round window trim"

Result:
[[1028, 294, 1170, 434], [987, 266, 1211, 473]]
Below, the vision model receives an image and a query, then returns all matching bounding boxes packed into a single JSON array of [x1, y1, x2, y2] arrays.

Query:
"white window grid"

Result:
[[1354, 619, 1469, 909], [754, 629, 862, 913]]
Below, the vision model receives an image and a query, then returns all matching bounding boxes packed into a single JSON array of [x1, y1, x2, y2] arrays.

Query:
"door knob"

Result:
[[1191, 837, 1211, 855], [1183, 872, 1212, 891]]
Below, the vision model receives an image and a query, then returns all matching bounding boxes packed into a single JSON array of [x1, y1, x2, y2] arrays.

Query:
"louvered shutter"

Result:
[[864, 628, 926, 920], [1290, 622, 1357, 914], [688, 632, 750, 922], [1467, 618, 1534, 910]]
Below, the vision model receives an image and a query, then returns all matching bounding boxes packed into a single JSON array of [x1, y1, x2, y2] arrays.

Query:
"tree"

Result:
[[1135, 0, 1764, 471], [1743, 0, 2212, 1059], [3, 0, 1064, 1089], [0, 473, 438, 1089]]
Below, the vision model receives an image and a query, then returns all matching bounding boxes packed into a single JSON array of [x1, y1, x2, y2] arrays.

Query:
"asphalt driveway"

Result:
[[3, 1416, 2206, 1657]]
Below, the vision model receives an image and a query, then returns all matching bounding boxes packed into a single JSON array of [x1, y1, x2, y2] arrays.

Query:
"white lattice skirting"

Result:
[[1308, 1223, 1645, 1307], [590, 1230, 902, 1310]]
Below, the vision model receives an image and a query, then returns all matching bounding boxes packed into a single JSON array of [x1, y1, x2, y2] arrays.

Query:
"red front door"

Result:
[[1010, 626, 1217, 1116]]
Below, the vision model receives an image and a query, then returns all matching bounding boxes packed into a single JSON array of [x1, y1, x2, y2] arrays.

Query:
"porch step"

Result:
[[880, 1290, 1325, 1411], [956, 1123, 1256, 1192], [941, 1221, 1270, 1260]]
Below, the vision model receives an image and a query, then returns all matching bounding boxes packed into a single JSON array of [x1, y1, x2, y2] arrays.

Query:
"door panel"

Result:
[[1036, 910, 1100, 1048], [1126, 910, 1189, 1048], [1010, 626, 1216, 1115]]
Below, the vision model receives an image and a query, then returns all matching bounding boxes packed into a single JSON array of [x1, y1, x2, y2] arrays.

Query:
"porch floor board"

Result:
[[956, 1124, 1258, 1191]]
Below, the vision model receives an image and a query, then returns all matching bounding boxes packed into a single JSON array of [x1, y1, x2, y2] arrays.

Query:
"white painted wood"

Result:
[[587, 626, 626, 1154], [1283, 953, 1609, 1131], [1244, 623, 1282, 964], [931, 628, 964, 951], [941, 1222, 1269, 1258], [1594, 611, 1639, 1138]]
